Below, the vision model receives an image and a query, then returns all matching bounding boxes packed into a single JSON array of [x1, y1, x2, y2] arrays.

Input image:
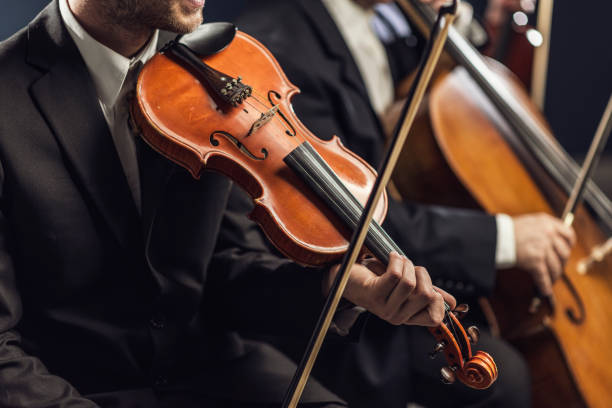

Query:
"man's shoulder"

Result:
[[237, 1, 331, 72], [0, 27, 29, 75], [0, 2, 62, 80], [237, 1, 311, 52]]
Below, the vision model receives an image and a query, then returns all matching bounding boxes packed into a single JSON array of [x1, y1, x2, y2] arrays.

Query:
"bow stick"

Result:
[[562, 93, 612, 227], [282, 2, 460, 406], [531, 93, 612, 314]]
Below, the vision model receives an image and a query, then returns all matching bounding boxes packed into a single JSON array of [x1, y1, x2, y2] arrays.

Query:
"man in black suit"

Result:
[[0, 0, 457, 406], [236, 0, 575, 407]]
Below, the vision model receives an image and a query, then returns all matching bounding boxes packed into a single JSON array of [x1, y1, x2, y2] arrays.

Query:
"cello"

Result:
[[392, 0, 612, 406]]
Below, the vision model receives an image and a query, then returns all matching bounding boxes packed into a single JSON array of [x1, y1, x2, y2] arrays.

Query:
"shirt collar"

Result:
[[321, 0, 375, 31], [59, 0, 159, 108], [321, 0, 394, 114]]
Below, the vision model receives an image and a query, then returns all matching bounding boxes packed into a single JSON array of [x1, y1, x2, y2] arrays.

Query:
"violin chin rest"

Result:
[[172, 22, 237, 57]]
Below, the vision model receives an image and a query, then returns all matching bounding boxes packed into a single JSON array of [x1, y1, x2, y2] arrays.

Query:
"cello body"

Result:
[[392, 2, 612, 405], [393, 60, 611, 407]]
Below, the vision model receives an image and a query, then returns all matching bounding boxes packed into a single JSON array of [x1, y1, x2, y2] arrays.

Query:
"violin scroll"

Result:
[[458, 350, 499, 390], [429, 307, 498, 389]]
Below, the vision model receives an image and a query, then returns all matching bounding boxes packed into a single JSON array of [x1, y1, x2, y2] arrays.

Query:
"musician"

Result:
[[237, 0, 575, 407], [0, 0, 458, 406]]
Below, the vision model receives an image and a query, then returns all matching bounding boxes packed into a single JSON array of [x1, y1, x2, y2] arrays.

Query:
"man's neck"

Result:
[[67, 0, 153, 57]]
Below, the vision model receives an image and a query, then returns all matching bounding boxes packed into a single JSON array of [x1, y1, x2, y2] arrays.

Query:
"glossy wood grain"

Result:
[[132, 31, 387, 266], [394, 62, 610, 407]]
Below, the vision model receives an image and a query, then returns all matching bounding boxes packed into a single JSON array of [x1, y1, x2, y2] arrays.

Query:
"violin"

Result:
[[129, 24, 497, 390], [392, 0, 612, 406]]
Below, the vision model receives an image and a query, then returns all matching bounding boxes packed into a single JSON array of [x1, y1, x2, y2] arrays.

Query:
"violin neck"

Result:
[[284, 141, 403, 264]]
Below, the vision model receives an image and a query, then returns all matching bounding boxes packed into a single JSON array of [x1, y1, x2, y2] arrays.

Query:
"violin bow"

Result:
[[282, 2, 460, 406], [563, 92, 612, 278], [562, 93, 612, 227], [531, 93, 612, 318]]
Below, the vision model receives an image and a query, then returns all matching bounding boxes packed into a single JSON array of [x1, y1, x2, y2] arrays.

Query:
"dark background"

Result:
[[1, 1, 610, 188]]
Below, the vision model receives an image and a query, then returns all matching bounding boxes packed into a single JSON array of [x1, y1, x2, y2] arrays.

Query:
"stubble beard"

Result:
[[102, 0, 203, 35]]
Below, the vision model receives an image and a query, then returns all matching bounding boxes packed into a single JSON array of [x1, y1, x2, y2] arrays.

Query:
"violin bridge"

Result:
[[247, 105, 279, 137]]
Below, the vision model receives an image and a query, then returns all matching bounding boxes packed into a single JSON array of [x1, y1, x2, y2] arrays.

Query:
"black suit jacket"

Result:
[[237, 0, 498, 298], [0, 1, 342, 406]]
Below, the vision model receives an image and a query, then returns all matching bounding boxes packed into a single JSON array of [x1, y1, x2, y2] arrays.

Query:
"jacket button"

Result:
[[456, 282, 465, 291], [149, 314, 165, 329]]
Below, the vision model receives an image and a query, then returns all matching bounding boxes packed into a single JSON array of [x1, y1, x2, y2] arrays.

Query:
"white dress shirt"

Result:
[[59, 0, 159, 212], [321, 0, 517, 268], [322, 0, 395, 115]]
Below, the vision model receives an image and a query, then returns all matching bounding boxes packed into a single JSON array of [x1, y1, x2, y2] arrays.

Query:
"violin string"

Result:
[[242, 99, 264, 112], [221, 58, 305, 143], [219, 65, 474, 372], [445, 310, 466, 363], [243, 86, 465, 358], [237, 81, 471, 364], [246, 87, 306, 144], [245, 86, 464, 353], [234, 91, 299, 142]]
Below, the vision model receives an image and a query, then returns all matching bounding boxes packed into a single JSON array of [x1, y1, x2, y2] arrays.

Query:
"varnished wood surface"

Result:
[[133, 31, 387, 266], [397, 65, 610, 407]]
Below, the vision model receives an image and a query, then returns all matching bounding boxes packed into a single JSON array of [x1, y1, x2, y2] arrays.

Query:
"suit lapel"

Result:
[[297, 0, 371, 103], [296, 0, 387, 150], [27, 1, 140, 248]]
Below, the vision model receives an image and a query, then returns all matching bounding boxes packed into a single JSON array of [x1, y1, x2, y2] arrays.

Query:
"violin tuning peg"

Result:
[[440, 366, 456, 384], [453, 303, 469, 319], [429, 341, 446, 359], [467, 325, 480, 344]]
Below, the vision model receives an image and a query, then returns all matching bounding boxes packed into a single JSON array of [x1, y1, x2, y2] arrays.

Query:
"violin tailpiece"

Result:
[[163, 40, 253, 108]]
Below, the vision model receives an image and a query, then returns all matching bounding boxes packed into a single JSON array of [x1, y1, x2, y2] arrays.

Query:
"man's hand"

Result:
[[513, 213, 576, 296], [325, 252, 456, 327]]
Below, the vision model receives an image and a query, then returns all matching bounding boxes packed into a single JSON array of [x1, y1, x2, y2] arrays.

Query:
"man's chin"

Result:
[[177, 6, 204, 31], [165, 13, 203, 34]]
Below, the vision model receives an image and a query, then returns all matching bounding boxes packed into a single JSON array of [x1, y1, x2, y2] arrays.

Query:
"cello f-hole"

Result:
[[561, 274, 586, 325]]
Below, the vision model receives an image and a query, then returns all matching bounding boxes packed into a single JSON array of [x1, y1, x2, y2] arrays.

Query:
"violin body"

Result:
[[393, 61, 611, 407], [132, 31, 387, 266]]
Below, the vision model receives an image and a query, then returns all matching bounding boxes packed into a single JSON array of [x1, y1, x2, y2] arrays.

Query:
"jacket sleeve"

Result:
[[206, 184, 328, 338], [272, 58, 499, 298], [0, 171, 98, 407]]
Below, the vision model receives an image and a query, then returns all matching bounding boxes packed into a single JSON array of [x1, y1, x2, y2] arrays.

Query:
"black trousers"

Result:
[[90, 390, 342, 408], [87, 341, 346, 408], [267, 316, 531, 408]]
